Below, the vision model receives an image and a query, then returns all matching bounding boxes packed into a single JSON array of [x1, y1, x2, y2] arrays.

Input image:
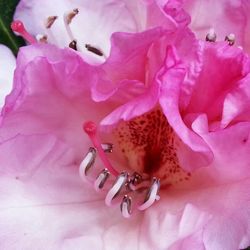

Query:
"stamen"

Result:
[[45, 16, 58, 29], [105, 172, 128, 206], [44, 16, 58, 44], [138, 178, 160, 210], [79, 147, 96, 181], [225, 33, 235, 46], [205, 28, 216, 42], [83, 121, 119, 176], [36, 34, 48, 43], [101, 143, 113, 153], [85, 44, 104, 57], [69, 40, 77, 51], [64, 8, 79, 25], [120, 195, 132, 218], [63, 9, 79, 41], [94, 168, 110, 191], [11, 20, 36, 44]]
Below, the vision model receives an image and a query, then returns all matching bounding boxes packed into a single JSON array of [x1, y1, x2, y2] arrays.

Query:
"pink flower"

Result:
[[183, 0, 250, 53], [1, 1, 250, 249]]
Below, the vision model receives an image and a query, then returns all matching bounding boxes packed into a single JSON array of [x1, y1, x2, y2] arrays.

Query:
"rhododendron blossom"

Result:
[[1, 0, 250, 250]]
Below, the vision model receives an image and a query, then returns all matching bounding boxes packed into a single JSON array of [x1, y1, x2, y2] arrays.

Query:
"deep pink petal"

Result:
[[159, 46, 213, 171], [185, 42, 250, 125]]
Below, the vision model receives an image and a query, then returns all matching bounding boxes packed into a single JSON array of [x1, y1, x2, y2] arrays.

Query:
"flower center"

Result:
[[79, 108, 191, 218], [114, 108, 191, 187]]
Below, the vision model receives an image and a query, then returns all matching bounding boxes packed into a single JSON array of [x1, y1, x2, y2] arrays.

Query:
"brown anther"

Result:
[[45, 16, 58, 29], [205, 29, 216, 42], [69, 40, 77, 50], [225, 34, 235, 46], [36, 34, 48, 43], [85, 44, 104, 56], [65, 8, 79, 25]]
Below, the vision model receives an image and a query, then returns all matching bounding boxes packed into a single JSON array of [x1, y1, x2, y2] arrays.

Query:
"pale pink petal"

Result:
[[0, 45, 16, 107], [199, 122, 250, 181], [0, 134, 145, 249], [141, 177, 250, 250]]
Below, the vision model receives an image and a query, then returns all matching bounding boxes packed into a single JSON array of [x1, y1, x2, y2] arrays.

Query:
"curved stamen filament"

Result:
[[83, 121, 119, 176], [94, 168, 110, 191], [105, 172, 128, 206], [63, 9, 79, 42], [79, 147, 96, 183], [137, 178, 160, 210], [120, 195, 132, 218]]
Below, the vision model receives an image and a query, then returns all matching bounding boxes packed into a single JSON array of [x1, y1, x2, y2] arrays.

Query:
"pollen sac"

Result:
[[225, 33, 235, 46], [69, 40, 77, 50], [205, 29, 216, 42], [95, 168, 110, 190], [45, 16, 58, 29], [85, 44, 104, 56], [65, 8, 79, 25], [120, 195, 132, 218], [129, 172, 143, 186], [36, 34, 48, 43], [101, 143, 113, 153]]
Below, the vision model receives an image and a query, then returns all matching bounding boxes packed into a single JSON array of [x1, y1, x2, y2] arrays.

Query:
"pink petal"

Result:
[[185, 42, 249, 125], [221, 73, 250, 127], [159, 46, 213, 171], [0, 44, 110, 161], [199, 122, 250, 181], [141, 177, 250, 249], [0, 134, 144, 249], [0, 45, 16, 107]]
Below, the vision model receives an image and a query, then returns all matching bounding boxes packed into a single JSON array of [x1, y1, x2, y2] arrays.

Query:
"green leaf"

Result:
[[0, 0, 25, 54]]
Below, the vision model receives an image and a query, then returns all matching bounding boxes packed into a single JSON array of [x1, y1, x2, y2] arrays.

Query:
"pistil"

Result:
[[11, 20, 37, 44]]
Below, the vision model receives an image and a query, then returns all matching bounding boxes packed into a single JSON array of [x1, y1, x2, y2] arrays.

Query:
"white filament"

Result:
[[105, 174, 127, 206], [137, 181, 160, 211], [121, 199, 131, 218], [79, 150, 95, 183]]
